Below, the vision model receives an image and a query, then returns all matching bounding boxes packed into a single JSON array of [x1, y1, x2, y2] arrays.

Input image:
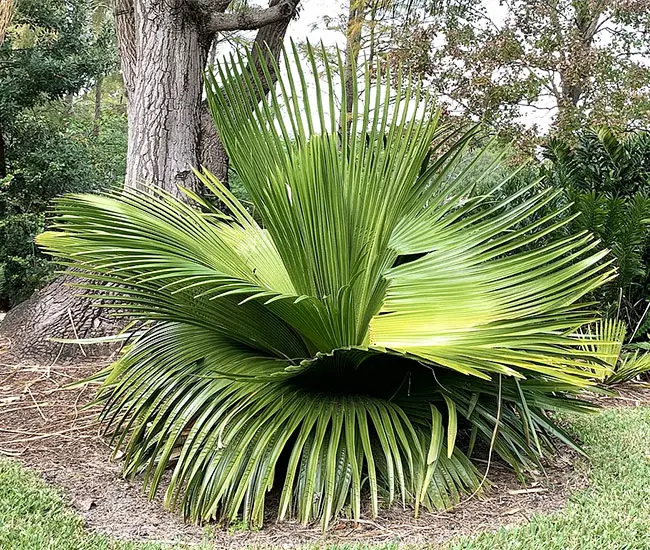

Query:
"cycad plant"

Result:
[[544, 128, 650, 332], [38, 45, 617, 529]]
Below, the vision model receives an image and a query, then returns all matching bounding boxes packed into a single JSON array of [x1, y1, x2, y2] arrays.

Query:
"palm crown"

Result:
[[37, 44, 616, 529]]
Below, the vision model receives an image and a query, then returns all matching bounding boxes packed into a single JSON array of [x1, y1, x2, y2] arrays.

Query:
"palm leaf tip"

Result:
[[38, 43, 615, 528]]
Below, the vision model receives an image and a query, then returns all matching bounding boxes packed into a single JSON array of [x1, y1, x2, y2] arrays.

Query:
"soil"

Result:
[[1, 357, 647, 548], [583, 380, 650, 408]]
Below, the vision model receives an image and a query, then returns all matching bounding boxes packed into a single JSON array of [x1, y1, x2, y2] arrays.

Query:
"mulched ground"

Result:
[[1, 353, 647, 548]]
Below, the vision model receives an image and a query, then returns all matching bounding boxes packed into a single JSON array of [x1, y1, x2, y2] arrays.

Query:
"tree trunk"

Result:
[[0, 275, 124, 362], [92, 77, 102, 138], [123, 1, 211, 197], [199, 103, 229, 184], [555, 4, 605, 133], [342, 0, 363, 128]]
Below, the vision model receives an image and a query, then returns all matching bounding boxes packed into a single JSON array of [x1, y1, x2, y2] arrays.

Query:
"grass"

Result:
[[447, 406, 650, 550], [1, 405, 650, 549]]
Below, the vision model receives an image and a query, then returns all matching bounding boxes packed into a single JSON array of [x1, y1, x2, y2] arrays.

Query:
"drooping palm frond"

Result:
[[38, 43, 617, 529], [608, 351, 650, 384]]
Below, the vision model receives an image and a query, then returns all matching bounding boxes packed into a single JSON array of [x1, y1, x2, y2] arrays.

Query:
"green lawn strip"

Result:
[[448, 406, 650, 550]]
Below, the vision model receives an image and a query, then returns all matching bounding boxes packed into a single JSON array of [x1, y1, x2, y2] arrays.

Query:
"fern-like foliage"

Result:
[[545, 128, 650, 333]]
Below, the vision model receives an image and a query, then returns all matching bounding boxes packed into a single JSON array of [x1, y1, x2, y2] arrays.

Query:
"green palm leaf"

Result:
[[37, 43, 616, 529]]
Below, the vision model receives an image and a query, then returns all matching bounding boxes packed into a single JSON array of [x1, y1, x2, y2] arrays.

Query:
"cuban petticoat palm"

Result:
[[37, 45, 617, 529]]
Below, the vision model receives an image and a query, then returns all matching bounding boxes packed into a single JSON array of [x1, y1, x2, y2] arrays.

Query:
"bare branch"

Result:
[[206, 0, 296, 33]]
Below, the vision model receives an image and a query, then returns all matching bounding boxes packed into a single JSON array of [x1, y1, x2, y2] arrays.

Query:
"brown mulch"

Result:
[[2, 359, 646, 548], [583, 380, 650, 409]]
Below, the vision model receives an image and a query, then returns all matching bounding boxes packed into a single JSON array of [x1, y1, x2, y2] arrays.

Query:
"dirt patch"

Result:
[[1, 358, 633, 548], [584, 381, 650, 409]]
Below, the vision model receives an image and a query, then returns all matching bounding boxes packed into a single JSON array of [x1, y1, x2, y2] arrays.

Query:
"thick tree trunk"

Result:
[[0, 276, 124, 362], [124, 1, 211, 197], [199, 103, 229, 183]]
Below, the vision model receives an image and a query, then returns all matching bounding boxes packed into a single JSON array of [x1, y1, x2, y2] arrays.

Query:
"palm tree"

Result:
[[583, 318, 650, 384], [38, 44, 616, 529]]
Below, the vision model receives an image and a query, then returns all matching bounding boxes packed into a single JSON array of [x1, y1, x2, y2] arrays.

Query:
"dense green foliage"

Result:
[[38, 45, 616, 529], [0, 0, 113, 124], [0, 98, 127, 307], [471, 128, 650, 338], [0, 0, 123, 308], [544, 128, 650, 335]]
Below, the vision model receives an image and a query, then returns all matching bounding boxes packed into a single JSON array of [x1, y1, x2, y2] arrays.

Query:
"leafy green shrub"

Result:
[[38, 46, 614, 529], [544, 128, 650, 333], [0, 213, 52, 306], [0, 0, 121, 308], [0, 103, 126, 308]]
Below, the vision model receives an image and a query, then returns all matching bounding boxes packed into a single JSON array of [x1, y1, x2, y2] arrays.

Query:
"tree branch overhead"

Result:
[[206, 0, 297, 32]]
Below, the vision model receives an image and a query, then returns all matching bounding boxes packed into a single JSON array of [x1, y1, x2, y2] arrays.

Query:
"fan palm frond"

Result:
[[583, 318, 650, 385], [37, 43, 616, 529]]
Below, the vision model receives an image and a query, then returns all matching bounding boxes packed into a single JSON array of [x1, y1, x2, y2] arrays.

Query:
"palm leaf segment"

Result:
[[583, 318, 650, 384], [38, 44, 616, 529]]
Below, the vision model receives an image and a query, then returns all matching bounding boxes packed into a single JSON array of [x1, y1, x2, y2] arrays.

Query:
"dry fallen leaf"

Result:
[[74, 497, 95, 512]]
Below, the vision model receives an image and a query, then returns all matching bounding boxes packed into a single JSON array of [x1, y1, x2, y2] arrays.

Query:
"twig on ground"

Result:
[[67, 307, 87, 357], [73, 385, 88, 421], [0, 403, 52, 414], [25, 386, 47, 421], [47, 343, 65, 378], [0, 447, 25, 457]]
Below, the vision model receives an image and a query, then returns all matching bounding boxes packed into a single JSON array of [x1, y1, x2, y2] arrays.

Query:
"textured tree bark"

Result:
[[198, 0, 297, 186], [123, 0, 211, 197], [116, 0, 297, 193], [342, 0, 363, 127], [199, 102, 229, 184], [0, 275, 124, 362]]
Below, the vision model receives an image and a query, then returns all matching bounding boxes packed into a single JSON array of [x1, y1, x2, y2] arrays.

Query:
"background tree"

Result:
[[114, 0, 300, 194], [0, 0, 114, 177], [0, 0, 122, 310], [388, 0, 650, 143]]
